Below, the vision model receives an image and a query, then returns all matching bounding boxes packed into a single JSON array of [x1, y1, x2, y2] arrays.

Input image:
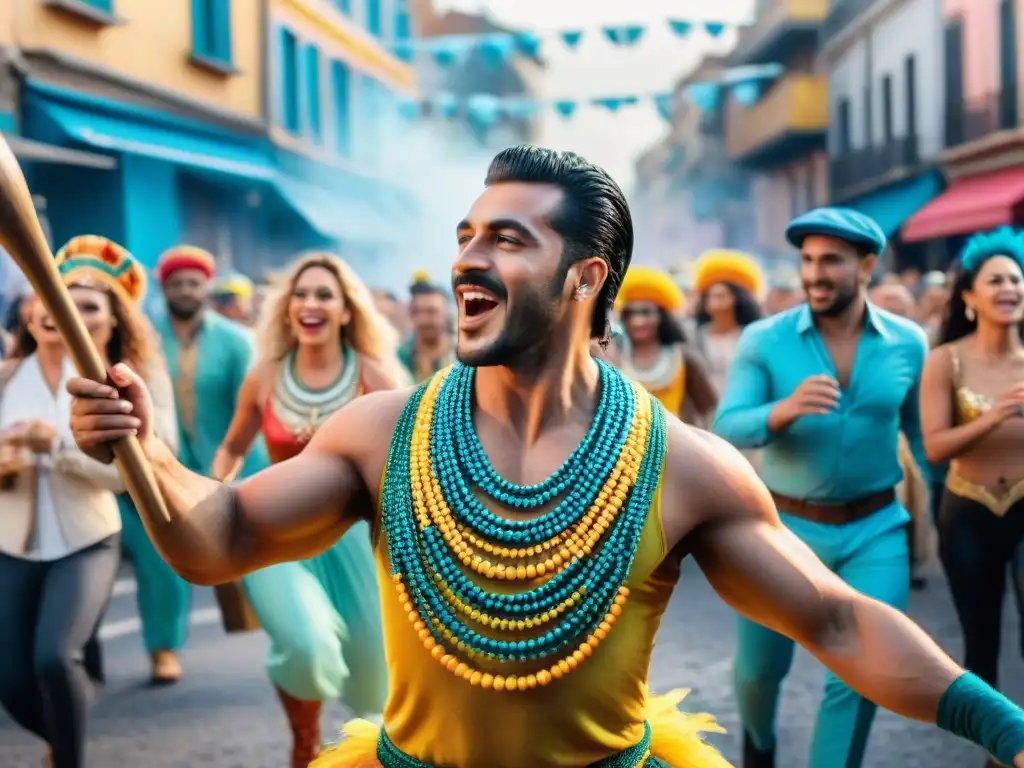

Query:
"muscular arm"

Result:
[[139, 388, 408, 585], [666, 424, 962, 722], [920, 346, 999, 465], [211, 365, 267, 481]]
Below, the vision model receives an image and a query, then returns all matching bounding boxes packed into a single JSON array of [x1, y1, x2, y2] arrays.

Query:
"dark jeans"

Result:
[[0, 535, 120, 768], [939, 491, 1024, 688]]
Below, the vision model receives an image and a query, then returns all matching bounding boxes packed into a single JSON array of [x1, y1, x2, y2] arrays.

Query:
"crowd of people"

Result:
[[0, 144, 1022, 768]]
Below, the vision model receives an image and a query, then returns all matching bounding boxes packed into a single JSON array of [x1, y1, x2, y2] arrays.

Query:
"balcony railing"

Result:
[[731, 0, 828, 65], [821, 0, 882, 48], [945, 89, 1019, 148], [829, 135, 920, 200], [726, 73, 828, 163]]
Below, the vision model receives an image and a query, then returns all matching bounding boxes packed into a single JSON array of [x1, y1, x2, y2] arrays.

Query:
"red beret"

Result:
[[155, 245, 216, 284]]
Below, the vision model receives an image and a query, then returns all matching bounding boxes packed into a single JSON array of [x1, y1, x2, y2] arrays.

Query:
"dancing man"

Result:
[[68, 149, 1024, 768], [712, 207, 934, 767]]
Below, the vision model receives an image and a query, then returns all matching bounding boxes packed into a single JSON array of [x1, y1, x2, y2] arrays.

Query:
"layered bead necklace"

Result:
[[381, 360, 667, 692], [271, 344, 360, 436]]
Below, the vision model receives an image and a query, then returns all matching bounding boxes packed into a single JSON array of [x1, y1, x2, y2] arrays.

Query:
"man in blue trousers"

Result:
[[712, 207, 931, 768]]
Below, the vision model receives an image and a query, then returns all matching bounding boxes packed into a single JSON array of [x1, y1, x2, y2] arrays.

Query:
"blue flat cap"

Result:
[[784, 206, 887, 255]]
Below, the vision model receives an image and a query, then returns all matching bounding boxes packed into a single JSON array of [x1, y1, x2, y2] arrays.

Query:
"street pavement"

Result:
[[1, 559, 1021, 767]]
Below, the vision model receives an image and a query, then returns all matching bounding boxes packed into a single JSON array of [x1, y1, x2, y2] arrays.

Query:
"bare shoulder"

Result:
[[659, 414, 777, 551], [923, 342, 954, 376], [359, 354, 403, 392]]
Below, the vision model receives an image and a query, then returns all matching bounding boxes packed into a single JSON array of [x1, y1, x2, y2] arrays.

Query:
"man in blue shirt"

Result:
[[712, 207, 930, 768]]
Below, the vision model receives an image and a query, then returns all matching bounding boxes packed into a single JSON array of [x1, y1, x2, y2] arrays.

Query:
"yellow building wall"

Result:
[[271, 0, 416, 93], [0, 0, 263, 118]]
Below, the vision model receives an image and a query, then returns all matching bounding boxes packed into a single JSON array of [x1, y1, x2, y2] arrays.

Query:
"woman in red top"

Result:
[[212, 253, 408, 767]]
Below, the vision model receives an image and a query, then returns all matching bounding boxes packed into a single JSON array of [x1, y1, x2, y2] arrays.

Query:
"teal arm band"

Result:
[[937, 672, 1024, 765]]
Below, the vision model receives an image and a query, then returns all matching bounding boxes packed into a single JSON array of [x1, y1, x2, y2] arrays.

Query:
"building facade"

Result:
[[0, 0, 416, 302], [633, 55, 755, 267], [821, 0, 946, 271], [262, 0, 417, 286], [723, 0, 829, 260], [899, 0, 1024, 266]]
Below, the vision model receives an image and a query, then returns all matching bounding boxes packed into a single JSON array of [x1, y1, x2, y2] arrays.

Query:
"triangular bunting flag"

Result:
[[479, 35, 515, 68], [686, 82, 721, 113], [397, 100, 420, 120], [515, 32, 542, 59], [560, 30, 583, 49], [731, 81, 762, 106], [602, 25, 646, 46], [668, 20, 693, 37], [654, 94, 674, 122], [704, 22, 726, 37], [554, 100, 577, 118], [593, 96, 639, 112], [467, 94, 502, 125]]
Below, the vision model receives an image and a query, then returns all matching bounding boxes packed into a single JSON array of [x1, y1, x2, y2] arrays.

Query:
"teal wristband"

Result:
[[937, 672, 1024, 765]]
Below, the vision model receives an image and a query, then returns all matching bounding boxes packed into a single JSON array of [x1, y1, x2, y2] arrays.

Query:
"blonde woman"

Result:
[[211, 253, 407, 768]]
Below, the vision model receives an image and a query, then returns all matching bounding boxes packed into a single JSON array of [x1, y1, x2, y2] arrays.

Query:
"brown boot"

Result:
[[275, 686, 322, 768], [150, 650, 182, 685]]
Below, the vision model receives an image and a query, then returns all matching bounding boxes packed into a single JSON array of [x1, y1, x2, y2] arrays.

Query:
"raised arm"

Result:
[[667, 425, 1024, 766], [211, 365, 266, 481], [68, 363, 408, 586], [920, 345, 1006, 465]]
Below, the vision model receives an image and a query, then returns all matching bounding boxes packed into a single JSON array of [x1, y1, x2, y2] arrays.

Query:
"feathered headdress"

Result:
[[959, 227, 1024, 274]]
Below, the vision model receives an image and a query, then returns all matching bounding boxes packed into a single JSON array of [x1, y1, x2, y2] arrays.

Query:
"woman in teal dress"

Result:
[[211, 252, 409, 768]]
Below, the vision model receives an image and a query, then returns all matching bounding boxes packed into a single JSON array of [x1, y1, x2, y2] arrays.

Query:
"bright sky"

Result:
[[433, 0, 754, 189]]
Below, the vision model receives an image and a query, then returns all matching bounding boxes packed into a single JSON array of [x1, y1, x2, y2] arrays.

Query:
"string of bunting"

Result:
[[395, 64, 784, 125], [394, 17, 749, 66]]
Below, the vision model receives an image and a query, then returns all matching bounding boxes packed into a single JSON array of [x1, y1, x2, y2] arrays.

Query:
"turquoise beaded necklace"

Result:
[[381, 362, 668, 668]]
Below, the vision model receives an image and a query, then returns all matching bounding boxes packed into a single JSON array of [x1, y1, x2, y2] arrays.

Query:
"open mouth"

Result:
[[462, 290, 499, 318], [298, 315, 327, 330], [996, 299, 1022, 310]]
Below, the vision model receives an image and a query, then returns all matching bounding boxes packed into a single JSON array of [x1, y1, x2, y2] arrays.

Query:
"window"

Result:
[[365, 0, 382, 37], [395, 0, 411, 44], [944, 19, 964, 146], [904, 55, 917, 139], [862, 85, 872, 147], [331, 61, 352, 156], [279, 28, 301, 134], [191, 0, 232, 65], [881, 74, 893, 142], [304, 45, 322, 142], [999, 0, 1018, 128], [837, 98, 852, 152]]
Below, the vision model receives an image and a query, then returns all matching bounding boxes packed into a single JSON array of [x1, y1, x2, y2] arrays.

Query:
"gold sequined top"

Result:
[[950, 345, 992, 423]]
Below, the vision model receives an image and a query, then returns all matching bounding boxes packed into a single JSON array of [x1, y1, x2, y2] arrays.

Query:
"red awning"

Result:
[[902, 165, 1024, 242]]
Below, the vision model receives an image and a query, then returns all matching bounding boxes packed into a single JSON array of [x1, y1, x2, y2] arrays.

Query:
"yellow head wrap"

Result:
[[693, 250, 765, 297], [615, 265, 685, 312], [212, 272, 254, 300]]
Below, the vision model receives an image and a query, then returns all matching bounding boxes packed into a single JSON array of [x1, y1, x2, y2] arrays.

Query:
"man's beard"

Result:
[[808, 282, 858, 318], [456, 269, 565, 368], [167, 300, 202, 320]]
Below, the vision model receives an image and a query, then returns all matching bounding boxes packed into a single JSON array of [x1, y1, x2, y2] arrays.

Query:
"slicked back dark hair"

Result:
[[484, 145, 633, 340]]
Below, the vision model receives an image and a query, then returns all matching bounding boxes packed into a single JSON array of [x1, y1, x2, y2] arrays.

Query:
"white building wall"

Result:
[[827, 0, 944, 157]]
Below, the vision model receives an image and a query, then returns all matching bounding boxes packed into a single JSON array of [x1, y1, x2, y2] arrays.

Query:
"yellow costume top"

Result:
[[314, 367, 729, 768]]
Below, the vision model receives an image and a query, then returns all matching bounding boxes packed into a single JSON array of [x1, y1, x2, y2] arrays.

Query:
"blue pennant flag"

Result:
[[397, 100, 420, 120], [430, 37, 472, 68], [554, 100, 577, 118], [435, 93, 459, 120], [704, 22, 726, 38], [560, 30, 583, 49], [686, 82, 721, 113], [668, 20, 693, 37], [593, 96, 639, 112], [602, 25, 645, 47], [515, 32, 542, 59], [502, 98, 540, 121], [731, 81, 762, 106], [467, 94, 501, 126], [654, 94, 674, 122], [480, 35, 515, 68]]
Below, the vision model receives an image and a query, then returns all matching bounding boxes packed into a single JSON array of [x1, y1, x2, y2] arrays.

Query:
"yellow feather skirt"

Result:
[[311, 689, 733, 768]]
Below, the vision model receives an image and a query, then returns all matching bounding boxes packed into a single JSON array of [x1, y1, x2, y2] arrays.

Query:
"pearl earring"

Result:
[[965, 306, 976, 322]]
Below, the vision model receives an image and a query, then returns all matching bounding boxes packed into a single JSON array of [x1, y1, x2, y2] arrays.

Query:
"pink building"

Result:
[[943, 0, 1023, 119]]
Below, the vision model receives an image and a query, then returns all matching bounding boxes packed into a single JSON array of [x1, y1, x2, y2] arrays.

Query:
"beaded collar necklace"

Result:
[[381, 360, 667, 692], [622, 344, 683, 391], [271, 344, 359, 436]]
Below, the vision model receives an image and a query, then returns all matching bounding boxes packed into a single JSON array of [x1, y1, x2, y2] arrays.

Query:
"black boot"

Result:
[[743, 732, 775, 768]]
